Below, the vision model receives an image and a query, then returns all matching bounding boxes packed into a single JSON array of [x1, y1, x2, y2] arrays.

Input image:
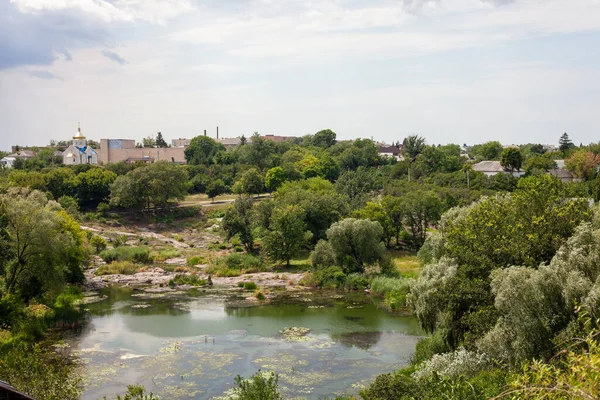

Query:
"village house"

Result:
[[377, 144, 404, 161]]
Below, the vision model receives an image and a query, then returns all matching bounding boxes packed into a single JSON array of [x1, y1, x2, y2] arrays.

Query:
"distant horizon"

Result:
[[2, 0, 599, 151]]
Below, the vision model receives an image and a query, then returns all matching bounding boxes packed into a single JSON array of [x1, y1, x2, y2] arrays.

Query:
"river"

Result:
[[69, 287, 422, 399]]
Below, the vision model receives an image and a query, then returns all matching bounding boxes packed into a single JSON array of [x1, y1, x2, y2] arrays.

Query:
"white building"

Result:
[[63, 124, 98, 165], [0, 157, 16, 168]]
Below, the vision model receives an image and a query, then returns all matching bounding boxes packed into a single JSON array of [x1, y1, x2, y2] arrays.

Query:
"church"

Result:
[[63, 124, 98, 165]]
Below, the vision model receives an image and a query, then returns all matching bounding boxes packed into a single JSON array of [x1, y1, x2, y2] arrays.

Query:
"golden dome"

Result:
[[73, 122, 86, 139]]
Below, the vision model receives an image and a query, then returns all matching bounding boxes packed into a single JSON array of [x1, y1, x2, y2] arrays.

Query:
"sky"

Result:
[[1, 0, 600, 151]]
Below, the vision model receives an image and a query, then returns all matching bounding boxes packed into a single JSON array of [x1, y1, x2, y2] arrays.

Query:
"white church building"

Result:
[[63, 124, 98, 165]]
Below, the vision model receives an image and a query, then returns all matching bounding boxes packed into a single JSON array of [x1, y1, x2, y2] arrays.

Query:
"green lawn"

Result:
[[389, 251, 422, 278]]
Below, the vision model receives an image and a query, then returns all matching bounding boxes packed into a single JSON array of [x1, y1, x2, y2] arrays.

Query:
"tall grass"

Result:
[[152, 248, 181, 262], [96, 261, 140, 276], [370, 276, 411, 311], [205, 253, 266, 277], [100, 246, 151, 264]]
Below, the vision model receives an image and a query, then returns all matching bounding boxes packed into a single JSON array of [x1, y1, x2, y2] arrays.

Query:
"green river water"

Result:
[[70, 287, 422, 399]]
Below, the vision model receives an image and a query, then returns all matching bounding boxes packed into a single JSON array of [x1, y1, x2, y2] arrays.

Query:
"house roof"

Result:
[[472, 160, 507, 172], [8, 151, 36, 158], [549, 168, 574, 179], [378, 146, 401, 154]]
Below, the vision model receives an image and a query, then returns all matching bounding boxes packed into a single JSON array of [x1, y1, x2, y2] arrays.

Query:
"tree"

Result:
[[473, 141, 503, 160], [206, 179, 227, 202], [76, 167, 117, 208], [155, 132, 168, 148], [0, 188, 87, 296], [223, 197, 255, 252], [232, 370, 282, 400], [565, 150, 600, 180], [500, 147, 523, 172], [261, 205, 311, 266], [403, 135, 426, 160], [233, 168, 264, 196], [142, 135, 156, 148], [184, 136, 226, 165], [110, 162, 189, 210], [265, 167, 286, 193], [559, 132, 574, 153], [524, 155, 557, 175], [325, 218, 387, 274], [399, 191, 442, 249], [44, 168, 77, 199], [312, 129, 337, 148]]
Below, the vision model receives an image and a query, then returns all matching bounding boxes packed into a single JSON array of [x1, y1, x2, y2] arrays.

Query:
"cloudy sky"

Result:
[[1, 0, 599, 151]]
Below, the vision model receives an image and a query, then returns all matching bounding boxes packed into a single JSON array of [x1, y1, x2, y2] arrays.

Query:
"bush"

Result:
[[310, 266, 346, 288], [411, 331, 451, 365], [254, 289, 266, 300], [112, 234, 129, 248], [168, 274, 206, 288], [206, 253, 265, 276], [152, 248, 181, 262], [311, 239, 336, 268], [371, 277, 411, 311], [90, 235, 108, 253], [342, 273, 369, 291], [187, 256, 204, 267], [53, 286, 84, 327], [232, 370, 282, 400], [412, 347, 492, 381], [100, 246, 151, 264], [238, 282, 257, 291], [96, 261, 140, 276]]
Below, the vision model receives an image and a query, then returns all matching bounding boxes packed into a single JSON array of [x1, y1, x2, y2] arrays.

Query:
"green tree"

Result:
[[399, 191, 442, 249], [265, 167, 286, 193], [559, 132, 574, 153], [325, 218, 387, 274], [184, 136, 226, 165], [223, 197, 255, 252], [261, 205, 311, 266], [155, 132, 168, 148], [403, 135, 426, 160], [232, 370, 282, 400], [0, 188, 87, 296], [110, 162, 188, 210], [142, 135, 156, 148], [355, 201, 395, 248], [500, 147, 523, 172], [565, 149, 600, 180], [312, 129, 337, 148], [206, 179, 228, 202], [474, 141, 504, 160], [76, 167, 117, 208], [233, 168, 264, 196], [524, 155, 557, 175], [44, 168, 77, 199]]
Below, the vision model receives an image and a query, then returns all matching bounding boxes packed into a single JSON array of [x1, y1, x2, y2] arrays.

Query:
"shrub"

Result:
[[168, 274, 206, 288], [242, 282, 257, 290], [53, 286, 84, 327], [310, 266, 346, 288], [96, 261, 140, 276], [411, 331, 451, 365], [187, 256, 204, 267], [152, 248, 181, 262], [90, 235, 108, 253], [412, 347, 492, 381], [342, 273, 369, 291], [254, 289, 266, 300], [112, 234, 129, 248], [232, 370, 281, 400], [171, 233, 184, 242], [234, 246, 244, 252], [311, 239, 336, 268], [100, 247, 151, 264], [206, 253, 265, 276]]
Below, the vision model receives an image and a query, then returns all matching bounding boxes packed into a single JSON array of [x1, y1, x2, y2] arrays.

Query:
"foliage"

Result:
[[399, 190, 442, 249], [155, 132, 168, 148], [168, 274, 206, 287], [233, 168, 264, 196], [206, 253, 264, 276], [559, 132, 574, 153], [184, 136, 226, 165], [310, 239, 336, 268], [95, 261, 140, 275], [90, 235, 108, 253], [0, 188, 88, 297], [312, 129, 337, 148], [107, 384, 159, 400], [261, 205, 312, 266], [471, 141, 504, 160], [231, 370, 282, 400], [326, 218, 387, 274], [206, 179, 228, 201], [238, 281, 257, 290], [500, 147, 523, 172], [412, 347, 492, 381], [76, 167, 117, 208], [223, 197, 255, 252], [265, 167, 286, 192], [565, 149, 600, 180], [99, 246, 151, 264], [0, 343, 83, 400], [504, 324, 600, 400], [110, 162, 188, 210], [403, 135, 426, 160]]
